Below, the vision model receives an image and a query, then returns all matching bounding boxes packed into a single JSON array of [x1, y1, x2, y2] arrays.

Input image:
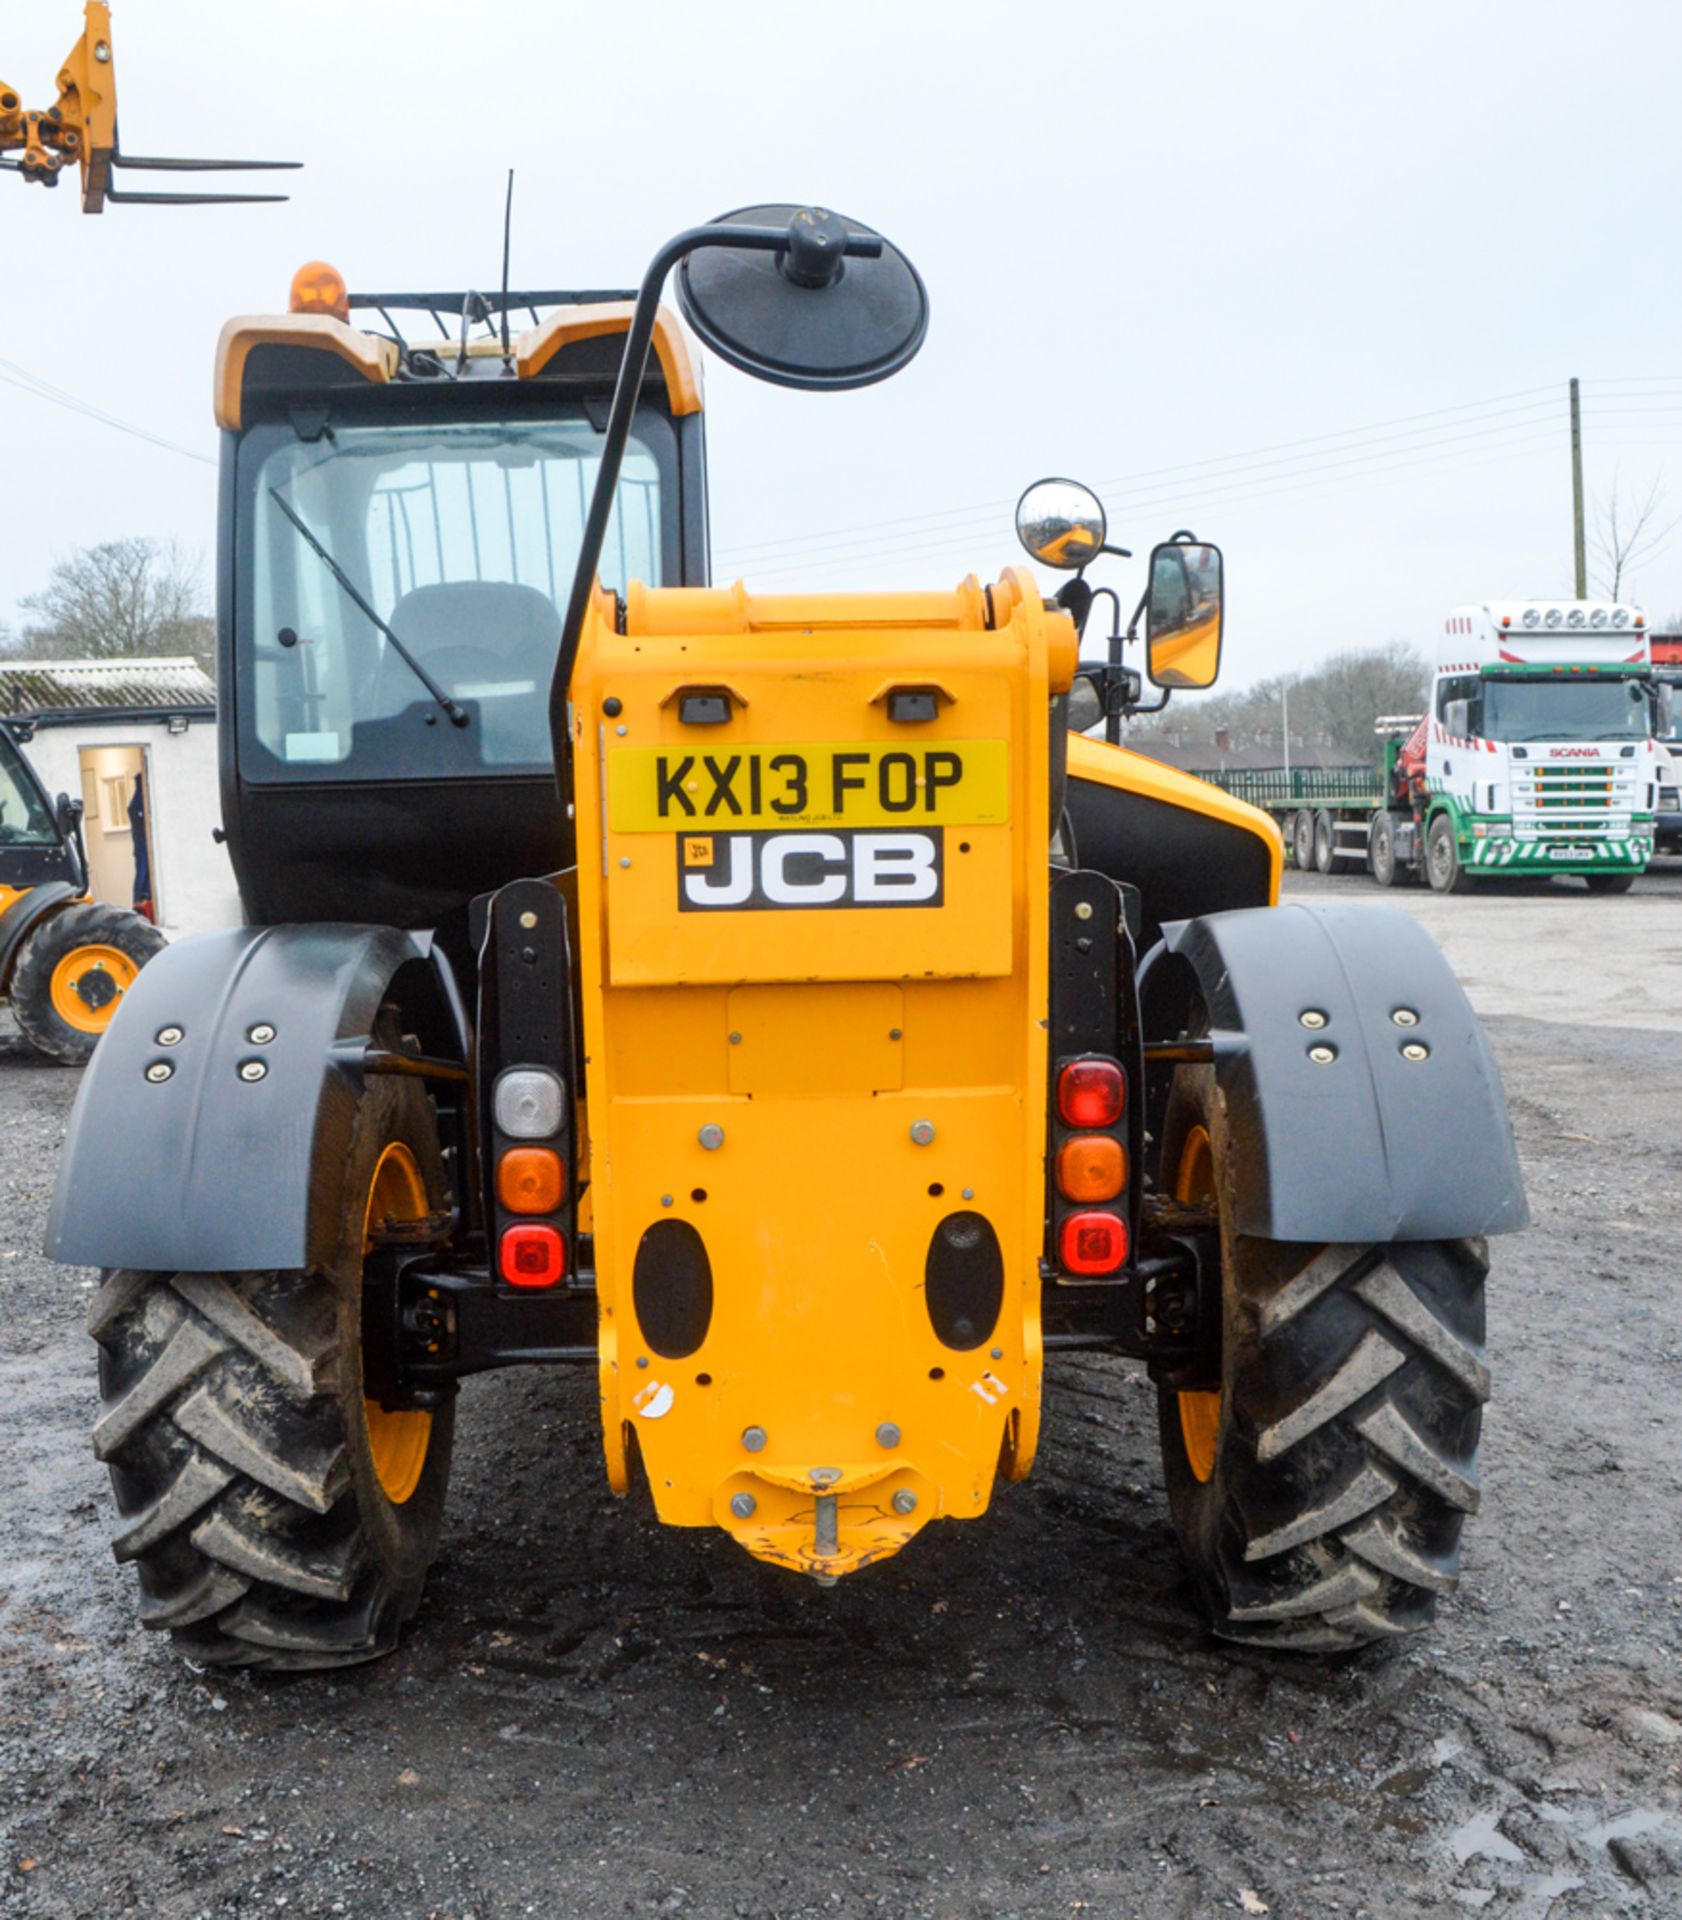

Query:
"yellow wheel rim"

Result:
[[362, 1140, 432, 1505], [1174, 1122, 1221, 1484], [48, 944, 138, 1035]]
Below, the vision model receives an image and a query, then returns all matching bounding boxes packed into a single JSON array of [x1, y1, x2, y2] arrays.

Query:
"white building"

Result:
[[0, 658, 240, 938]]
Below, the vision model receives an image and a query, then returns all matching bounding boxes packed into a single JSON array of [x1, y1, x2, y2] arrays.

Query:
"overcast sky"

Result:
[[4, 0, 1681, 686]]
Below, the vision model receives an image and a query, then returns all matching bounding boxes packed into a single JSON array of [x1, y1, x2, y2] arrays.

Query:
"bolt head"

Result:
[[1299, 1009, 1328, 1030], [145, 1061, 173, 1084], [636, 1355, 649, 1369], [875, 1422, 901, 1449], [742, 1426, 768, 1453], [1073, 901, 1094, 921], [1307, 1044, 1337, 1065], [990, 1347, 1004, 1360], [699, 1123, 725, 1152], [729, 1492, 757, 1519], [239, 1059, 268, 1082], [1401, 1041, 1430, 1062], [728, 1031, 743, 1045], [519, 911, 538, 930], [619, 856, 632, 869], [155, 1025, 184, 1047], [892, 1490, 918, 1516], [1391, 1007, 1419, 1027], [961, 1187, 975, 1201], [247, 1023, 275, 1045], [909, 1119, 936, 1146]]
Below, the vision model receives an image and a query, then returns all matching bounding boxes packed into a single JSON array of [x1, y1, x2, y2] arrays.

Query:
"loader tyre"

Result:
[[1156, 1060, 1489, 1650], [87, 1074, 454, 1669], [11, 901, 165, 1064]]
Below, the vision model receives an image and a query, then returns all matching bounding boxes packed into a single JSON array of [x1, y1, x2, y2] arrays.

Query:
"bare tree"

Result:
[[1590, 471, 1681, 601], [7, 539, 214, 676]]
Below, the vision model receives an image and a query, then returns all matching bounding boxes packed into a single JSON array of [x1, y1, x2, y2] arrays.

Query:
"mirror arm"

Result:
[[548, 217, 884, 787]]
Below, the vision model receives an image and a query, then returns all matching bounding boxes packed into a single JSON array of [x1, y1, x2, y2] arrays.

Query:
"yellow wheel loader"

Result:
[[0, 718, 164, 1062], [49, 209, 1526, 1668]]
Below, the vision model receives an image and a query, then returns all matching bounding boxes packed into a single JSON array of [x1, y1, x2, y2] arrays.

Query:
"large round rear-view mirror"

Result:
[[675, 204, 929, 392], [1015, 478, 1107, 571]]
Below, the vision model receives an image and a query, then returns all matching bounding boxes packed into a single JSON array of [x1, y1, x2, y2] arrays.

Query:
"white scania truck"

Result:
[[1362, 600, 1669, 893]]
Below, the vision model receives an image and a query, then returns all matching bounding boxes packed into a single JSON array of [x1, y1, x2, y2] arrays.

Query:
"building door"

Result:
[[77, 743, 159, 919]]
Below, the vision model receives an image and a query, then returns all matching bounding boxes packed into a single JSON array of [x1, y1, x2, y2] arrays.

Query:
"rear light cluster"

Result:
[[493, 1068, 570, 1288], [1052, 1056, 1129, 1275]]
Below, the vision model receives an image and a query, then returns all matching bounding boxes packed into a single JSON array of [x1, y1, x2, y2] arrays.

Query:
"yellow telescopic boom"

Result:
[[0, 3, 295, 210]]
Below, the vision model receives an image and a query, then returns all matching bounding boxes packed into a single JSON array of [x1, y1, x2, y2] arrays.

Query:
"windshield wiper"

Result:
[[267, 488, 469, 728]]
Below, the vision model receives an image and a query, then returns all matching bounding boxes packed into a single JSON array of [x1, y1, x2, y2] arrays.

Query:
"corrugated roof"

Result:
[[0, 656, 216, 718]]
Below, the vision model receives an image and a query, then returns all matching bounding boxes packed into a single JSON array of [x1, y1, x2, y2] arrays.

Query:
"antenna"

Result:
[[499, 170, 515, 370]]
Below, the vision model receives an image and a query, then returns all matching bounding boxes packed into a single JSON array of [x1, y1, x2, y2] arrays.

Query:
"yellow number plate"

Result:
[[607, 739, 1010, 834]]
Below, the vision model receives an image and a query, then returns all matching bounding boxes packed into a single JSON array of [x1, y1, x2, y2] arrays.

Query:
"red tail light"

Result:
[[1058, 1058, 1126, 1128], [1059, 1210, 1128, 1275], [500, 1223, 566, 1289]]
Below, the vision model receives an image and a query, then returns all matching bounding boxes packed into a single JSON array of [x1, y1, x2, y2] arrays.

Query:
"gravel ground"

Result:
[[2, 873, 1679, 1919]]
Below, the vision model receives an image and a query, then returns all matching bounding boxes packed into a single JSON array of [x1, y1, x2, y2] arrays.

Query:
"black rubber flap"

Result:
[[676, 203, 928, 392]]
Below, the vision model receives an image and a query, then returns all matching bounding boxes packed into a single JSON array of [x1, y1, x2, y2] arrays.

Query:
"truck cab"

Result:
[[1425, 601, 1663, 888]]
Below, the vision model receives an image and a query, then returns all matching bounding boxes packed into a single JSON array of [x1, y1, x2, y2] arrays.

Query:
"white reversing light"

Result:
[[1545, 608, 1564, 629], [494, 1068, 567, 1139], [1522, 608, 1541, 629]]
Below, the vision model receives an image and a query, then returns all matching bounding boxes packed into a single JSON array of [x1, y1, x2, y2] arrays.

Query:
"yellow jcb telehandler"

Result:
[[50, 208, 1526, 1667], [0, 717, 164, 1061]]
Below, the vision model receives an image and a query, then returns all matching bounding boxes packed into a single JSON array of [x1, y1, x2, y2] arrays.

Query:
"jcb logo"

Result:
[[676, 829, 944, 912]]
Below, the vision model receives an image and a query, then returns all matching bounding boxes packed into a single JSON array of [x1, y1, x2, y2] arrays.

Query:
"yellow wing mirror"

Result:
[[1015, 478, 1107, 572], [1145, 539, 1224, 690]]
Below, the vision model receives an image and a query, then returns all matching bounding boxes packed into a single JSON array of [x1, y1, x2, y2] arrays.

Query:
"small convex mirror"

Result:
[[1016, 478, 1106, 571], [1145, 540, 1224, 689]]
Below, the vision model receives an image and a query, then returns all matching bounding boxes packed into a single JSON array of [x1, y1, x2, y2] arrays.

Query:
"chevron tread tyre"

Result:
[[11, 901, 165, 1064], [87, 1077, 453, 1670], [1157, 1063, 1489, 1651]]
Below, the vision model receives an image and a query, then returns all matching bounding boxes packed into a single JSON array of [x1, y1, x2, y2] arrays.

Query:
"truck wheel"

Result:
[[1369, 812, 1406, 887], [1292, 810, 1315, 873], [87, 1075, 454, 1669], [10, 902, 166, 1064], [1156, 1062, 1489, 1650], [1426, 814, 1475, 894], [1312, 809, 1337, 875], [1583, 872, 1636, 895]]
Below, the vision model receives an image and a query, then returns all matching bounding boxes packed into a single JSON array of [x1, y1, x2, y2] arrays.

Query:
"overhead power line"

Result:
[[0, 355, 214, 466]]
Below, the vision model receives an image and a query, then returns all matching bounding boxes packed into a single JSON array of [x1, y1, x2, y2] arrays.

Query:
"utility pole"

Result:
[[1282, 683, 1291, 786], [1570, 376, 1587, 597]]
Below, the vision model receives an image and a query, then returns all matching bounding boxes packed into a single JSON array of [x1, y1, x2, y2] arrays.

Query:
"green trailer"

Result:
[[1189, 760, 1389, 874]]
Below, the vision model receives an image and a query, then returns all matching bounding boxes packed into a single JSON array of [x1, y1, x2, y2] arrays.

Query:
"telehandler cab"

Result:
[[0, 717, 164, 1062], [50, 207, 1526, 1668]]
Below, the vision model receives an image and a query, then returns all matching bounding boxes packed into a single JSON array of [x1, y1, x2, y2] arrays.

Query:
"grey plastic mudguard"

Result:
[[1149, 903, 1528, 1242], [45, 923, 435, 1274]]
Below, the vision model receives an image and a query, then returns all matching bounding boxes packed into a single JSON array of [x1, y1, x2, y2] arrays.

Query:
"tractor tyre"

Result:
[[11, 901, 166, 1064], [1292, 809, 1315, 873], [1583, 872, 1636, 895], [87, 1075, 454, 1669], [1155, 1060, 1489, 1651], [1426, 814, 1476, 895], [1312, 809, 1337, 875]]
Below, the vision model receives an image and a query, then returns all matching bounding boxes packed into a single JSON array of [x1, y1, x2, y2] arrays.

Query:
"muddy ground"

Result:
[[2, 869, 1680, 1919]]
